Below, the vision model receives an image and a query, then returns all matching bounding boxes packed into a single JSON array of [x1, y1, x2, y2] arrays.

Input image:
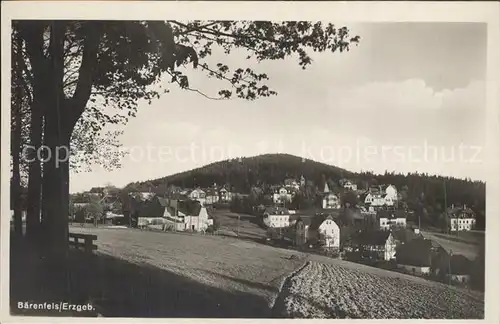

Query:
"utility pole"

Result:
[[448, 250, 453, 286], [237, 214, 240, 237], [443, 180, 448, 234]]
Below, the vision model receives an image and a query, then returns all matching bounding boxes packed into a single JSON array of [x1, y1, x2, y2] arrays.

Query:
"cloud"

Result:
[[326, 79, 485, 144], [329, 79, 484, 112]]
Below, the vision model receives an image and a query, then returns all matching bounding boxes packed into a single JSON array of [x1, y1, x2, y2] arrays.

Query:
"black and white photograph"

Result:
[[2, 1, 499, 322]]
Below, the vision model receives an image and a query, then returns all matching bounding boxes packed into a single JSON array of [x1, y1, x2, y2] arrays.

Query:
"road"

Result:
[[420, 230, 483, 260]]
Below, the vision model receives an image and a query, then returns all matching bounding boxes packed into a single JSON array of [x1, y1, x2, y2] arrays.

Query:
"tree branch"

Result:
[[166, 70, 227, 100], [69, 22, 102, 126], [170, 20, 285, 46], [18, 21, 48, 82], [186, 88, 226, 100], [170, 21, 219, 37]]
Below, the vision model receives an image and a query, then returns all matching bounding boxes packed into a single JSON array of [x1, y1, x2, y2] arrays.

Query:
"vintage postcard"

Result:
[[1, 1, 499, 323]]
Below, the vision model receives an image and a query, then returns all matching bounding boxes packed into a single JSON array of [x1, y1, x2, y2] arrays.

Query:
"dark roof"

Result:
[[447, 206, 476, 219], [157, 197, 168, 207], [177, 200, 202, 216], [396, 238, 433, 267], [316, 208, 341, 217], [204, 188, 218, 195], [394, 210, 409, 218], [345, 208, 364, 220], [353, 230, 391, 246], [309, 214, 337, 231], [263, 206, 289, 215], [293, 208, 341, 221], [294, 215, 313, 227], [377, 209, 408, 219], [391, 228, 420, 243], [450, 254, 473, 275], [169, 193, 188, 200]]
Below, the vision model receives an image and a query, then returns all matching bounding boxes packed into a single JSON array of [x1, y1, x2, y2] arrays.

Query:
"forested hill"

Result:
[[124, 154, 354, 193], [122, 153, 485, 218]]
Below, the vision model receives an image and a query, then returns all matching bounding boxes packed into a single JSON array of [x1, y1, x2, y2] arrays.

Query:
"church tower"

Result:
[[323, 182, 330, 193]]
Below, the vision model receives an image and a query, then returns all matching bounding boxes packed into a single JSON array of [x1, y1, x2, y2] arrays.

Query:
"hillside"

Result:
[[118, 153, 485, 229], [124, 154, 354, 193]]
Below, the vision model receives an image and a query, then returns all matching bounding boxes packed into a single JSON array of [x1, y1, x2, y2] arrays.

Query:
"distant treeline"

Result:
[[83, 154, 485, 230]]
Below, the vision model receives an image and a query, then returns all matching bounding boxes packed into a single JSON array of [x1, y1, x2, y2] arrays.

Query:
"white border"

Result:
[[1, 1, 499, 324]]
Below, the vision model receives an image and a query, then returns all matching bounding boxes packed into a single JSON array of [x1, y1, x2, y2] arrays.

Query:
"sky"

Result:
[[70, 22, 487, 193]]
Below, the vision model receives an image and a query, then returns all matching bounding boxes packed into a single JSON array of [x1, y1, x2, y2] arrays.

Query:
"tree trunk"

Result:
[[41, 20, 71, 262], [40, 120, 48, 237], [42, 123, 71, 260], [11, 36, 24, 240], [26, 104, 43, 242], [11, 86, 23, 239]]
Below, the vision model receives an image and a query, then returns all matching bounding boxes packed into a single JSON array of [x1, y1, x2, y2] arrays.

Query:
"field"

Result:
[[69, 226, 305, 317], [211, 209, 267, 241], [63, 226, 485, 318], [275, 261, 484, 319], [420, 230, 484, 260]]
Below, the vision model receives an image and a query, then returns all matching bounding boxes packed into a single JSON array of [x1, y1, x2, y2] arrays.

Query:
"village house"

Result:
[[263, 206, 291, 228], [447, 204, 476, 231], [218, 187, 233, 203], [168, 192, 189, 201], [348, 230, 397, 261], [85, 191, 102, 198], [204, 188, 220, 205], [341, 180, 358, 191], [384, 185, 398, 206], [177, 200, 213, 231], [432, 250, 474, 285], [377, 209, 408, 231], [73, 202, 90, 209], [321, 182, 341, 209], [187, 188, 206, 206], [362, 189, 383, 206], [160, 198, 187, 231], [284, 178, 301, 191], [272, 186, 294, 205], [315, 215, 341, 249], [104, 211, 126, 225], [390, 227, 421, 246], [294, 216, 311, 246], [136, 196, 170, 228], [395, 237, 435, 275], [135, 196, 212, 231], [130, 191, 155, 201], [393, 235, 474, 282], [162, 198, 213, 231], [362, 185, 399, 208], [446, 254, 473, 285], [359, 210, 379, 230], [341, 208, 376, 230], [293, 214, 341, 250]]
